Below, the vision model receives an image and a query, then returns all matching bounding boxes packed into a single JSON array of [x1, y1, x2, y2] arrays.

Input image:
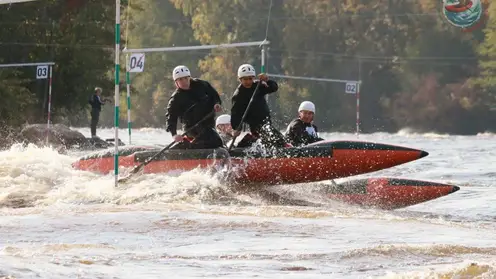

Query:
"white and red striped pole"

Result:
[[46, 65, 53, 144]]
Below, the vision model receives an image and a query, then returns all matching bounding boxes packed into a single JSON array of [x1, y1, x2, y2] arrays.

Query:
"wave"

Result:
[[380, 260, 496, 279]]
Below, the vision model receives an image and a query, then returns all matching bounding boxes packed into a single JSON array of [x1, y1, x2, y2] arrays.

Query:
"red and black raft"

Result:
[[327, 177, 460, 209], [72, 140, 428, 186]]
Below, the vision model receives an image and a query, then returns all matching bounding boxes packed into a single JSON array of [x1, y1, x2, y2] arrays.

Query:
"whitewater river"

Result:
[[0, 127, 495, 278]]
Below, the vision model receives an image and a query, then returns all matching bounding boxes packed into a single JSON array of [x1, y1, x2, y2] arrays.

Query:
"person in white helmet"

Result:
[[215, 114, 234, 145], [230, 63, 287, 149], [165, 65, 223, 149], [284, 101, 324, 146]]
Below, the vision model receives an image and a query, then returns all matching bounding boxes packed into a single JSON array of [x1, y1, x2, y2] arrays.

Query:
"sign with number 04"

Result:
[[345, 82, 358, 94], [128, 53, 145, 73], [36, 65, 48, 79]]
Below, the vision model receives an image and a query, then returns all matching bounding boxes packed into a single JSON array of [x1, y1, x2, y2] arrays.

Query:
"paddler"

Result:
[[165, 65, 224, 149], [284, 101, 324, 146], [215, 114, 234, 146], [230, 63, 287, 148]]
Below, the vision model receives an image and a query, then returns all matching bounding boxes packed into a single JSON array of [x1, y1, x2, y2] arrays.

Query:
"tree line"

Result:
[[0, 0, 494, 135]]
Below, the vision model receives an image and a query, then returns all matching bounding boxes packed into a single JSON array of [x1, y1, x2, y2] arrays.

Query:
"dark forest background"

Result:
[[1, 0, 495, 135]]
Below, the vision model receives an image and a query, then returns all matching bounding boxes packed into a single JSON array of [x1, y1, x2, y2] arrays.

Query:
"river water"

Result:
[[0, 128, 495, 278]]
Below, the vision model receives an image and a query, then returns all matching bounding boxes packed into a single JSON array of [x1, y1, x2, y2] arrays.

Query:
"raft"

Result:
[[72, 140, 428, 186], [327, 177, 460, 210]]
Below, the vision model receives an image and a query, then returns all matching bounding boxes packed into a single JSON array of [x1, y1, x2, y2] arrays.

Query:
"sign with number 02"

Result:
[[36, 65, 48, 79], [345, 82, 358, 94], [128, 53, 145, 73]]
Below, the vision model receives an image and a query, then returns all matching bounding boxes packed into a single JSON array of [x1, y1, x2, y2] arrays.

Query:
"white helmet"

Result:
[[298, 101, 315, 113], [237, 64, 256, 78], [172, 65, 191, 81], [216, 114, 231, 126]]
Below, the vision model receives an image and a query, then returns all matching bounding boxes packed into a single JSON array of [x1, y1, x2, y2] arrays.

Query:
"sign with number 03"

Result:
[[345, 82, 358, 94], [36, 65, 48, 79], [128, 53, 145, 73]]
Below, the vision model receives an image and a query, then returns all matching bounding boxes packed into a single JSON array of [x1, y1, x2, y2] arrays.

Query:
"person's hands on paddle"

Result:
[[214, 103, 222, 112], [232, 130, 241, 137], [173, 135, 183, 142], [258, 73, 269, 87]]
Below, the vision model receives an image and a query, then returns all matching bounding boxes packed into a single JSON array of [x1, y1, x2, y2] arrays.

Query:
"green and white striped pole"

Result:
[[114, 0, 121, 187], [126, 54, 132, 145]]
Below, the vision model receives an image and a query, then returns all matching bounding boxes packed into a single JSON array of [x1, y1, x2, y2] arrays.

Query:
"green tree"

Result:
[[121, 0, 203, 127], [473, 0, 496, 107], [0, 0, 118, 126], [1, 0, 494, 134], [170, 0, 285, 106]]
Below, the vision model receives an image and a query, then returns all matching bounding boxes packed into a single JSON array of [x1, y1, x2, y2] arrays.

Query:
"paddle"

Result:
[[118, 111, 215, 183], [228, 80, 263, 151]]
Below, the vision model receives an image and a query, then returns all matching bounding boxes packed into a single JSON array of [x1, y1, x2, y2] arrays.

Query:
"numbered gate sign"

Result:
[[36, 65, 49, 79], [345, 82, 358, 94], [128, 53, 145, 73]]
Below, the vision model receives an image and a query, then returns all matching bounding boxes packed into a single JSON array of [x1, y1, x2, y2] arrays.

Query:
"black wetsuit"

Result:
[[88, 94, 106, 138], [284, 118, 324, 146], [165, 78, 223, 149], [230, 80, 286, 148]]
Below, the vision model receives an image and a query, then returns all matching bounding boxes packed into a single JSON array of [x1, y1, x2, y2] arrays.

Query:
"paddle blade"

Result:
[[117, 175, 132, 184], [117, 164, 145, 183]]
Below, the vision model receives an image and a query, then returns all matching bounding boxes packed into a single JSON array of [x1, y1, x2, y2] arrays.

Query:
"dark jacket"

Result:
[[165, 78, 221, 137], [284, 118, 324, 146], [230, 80, 278, 131], [89, 95, 105, 111]]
